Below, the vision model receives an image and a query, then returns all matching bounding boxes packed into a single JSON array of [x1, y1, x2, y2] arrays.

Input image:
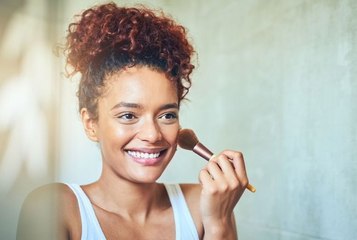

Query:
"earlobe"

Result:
[[80, 108, 99, 142]]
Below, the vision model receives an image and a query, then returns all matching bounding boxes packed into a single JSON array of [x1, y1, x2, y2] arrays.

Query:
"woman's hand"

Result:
[[199, 150, 249, 239]]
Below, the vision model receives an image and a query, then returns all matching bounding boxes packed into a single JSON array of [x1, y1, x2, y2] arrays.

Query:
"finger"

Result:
[[215, 154, 235, 174], [215, 154, 240, 187], [221, 150, 249, 187], [199, 169, 215, 185], [208, 154, 216, 161], [206, 160, 225, 182]]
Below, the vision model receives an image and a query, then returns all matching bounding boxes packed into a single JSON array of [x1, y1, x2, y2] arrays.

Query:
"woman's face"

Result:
[[89, 66, 180, 183]]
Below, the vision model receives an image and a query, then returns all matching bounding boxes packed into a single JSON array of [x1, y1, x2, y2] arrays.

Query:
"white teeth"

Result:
[[127, 151, 160, 159]]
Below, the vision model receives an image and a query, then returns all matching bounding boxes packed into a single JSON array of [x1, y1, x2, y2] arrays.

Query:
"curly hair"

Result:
[[65, 2, 195, 119]]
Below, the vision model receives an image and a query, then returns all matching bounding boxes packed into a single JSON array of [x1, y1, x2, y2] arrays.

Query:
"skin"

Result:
[[17, 66, 249, 240]]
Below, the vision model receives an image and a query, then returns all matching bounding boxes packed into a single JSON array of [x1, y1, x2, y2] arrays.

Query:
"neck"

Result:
[[83, 169, 169, 221]]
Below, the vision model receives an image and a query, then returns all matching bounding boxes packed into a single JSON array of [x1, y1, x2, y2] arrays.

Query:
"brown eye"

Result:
[[163, 113, 177, 119], [160, 112, 177, 119], [159, 112, 178, 124], [118, 113, 137, 121]]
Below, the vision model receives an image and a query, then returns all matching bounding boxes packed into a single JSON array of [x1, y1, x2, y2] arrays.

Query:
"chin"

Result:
[[131, 166, 168, 184], [132, 174, 163, 184]]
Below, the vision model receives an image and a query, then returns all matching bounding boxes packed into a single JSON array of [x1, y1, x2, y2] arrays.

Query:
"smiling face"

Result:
[[82, 66, 180, 183]]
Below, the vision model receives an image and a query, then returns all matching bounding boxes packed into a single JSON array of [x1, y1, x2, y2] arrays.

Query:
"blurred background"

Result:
[[1, 0, 356, 239]]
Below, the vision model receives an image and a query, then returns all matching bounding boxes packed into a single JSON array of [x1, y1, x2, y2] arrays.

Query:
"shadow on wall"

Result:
[[0, 0, 62, 239]]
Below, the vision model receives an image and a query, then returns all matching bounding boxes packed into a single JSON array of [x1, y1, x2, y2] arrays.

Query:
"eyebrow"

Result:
[[111, 102, 142, 110], [159, 103, 179, 111], [111, 102, 179, 111]]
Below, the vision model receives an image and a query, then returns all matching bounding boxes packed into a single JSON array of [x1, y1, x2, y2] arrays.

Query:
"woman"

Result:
[[17, 2, 250, 240]]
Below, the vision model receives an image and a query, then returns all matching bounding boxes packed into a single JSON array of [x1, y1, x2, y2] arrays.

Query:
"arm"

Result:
[[16, 184, 70, 240], [199, 150, 249, 240], [202, 213, 238, 240]]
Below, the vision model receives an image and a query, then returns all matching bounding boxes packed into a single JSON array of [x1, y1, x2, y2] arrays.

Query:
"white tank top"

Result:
[[67, 183, 199, 240]]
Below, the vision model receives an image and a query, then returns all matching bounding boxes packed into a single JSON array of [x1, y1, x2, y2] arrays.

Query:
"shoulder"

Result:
[[166, 183, 201, 207], [17, 183, 81, 240], [20, 183, 79, 218], [179, 183, 202, 217], [179, 183, 204, 237], [179, 183, 201, 201], [22, 183, 75, 203]]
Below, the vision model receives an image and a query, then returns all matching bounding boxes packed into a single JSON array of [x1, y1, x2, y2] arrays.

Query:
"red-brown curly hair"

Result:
[[65, 2, 195, 119]]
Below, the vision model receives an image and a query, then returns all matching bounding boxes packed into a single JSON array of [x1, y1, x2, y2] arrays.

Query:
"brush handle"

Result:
[[193, 142, 214, 160], [193, 142, 256, 193]]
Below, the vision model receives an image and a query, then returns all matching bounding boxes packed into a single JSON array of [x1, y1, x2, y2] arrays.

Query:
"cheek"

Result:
[[101, 123, 136, 147], [162, 124, 180, 144], [114, 125, 137, 140]]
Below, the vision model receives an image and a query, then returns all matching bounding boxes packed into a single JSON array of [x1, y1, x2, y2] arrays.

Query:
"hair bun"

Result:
[[65, 3, 195, 119], [65, 3, 193, 76]]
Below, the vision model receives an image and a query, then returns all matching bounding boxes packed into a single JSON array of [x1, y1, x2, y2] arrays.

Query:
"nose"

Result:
[[138, 119, 162, 143]]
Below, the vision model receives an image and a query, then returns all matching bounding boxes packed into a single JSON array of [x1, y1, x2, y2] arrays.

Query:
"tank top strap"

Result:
[[164, 183, 199, 240], [66, 183, 106, 240]]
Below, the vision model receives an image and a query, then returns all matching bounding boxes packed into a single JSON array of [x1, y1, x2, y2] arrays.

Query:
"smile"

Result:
[[127, 150, 161, 159]]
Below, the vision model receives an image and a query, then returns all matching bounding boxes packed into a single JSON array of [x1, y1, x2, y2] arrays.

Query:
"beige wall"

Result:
[[0, 0, 62, 238], [1, 0, 356, 239]]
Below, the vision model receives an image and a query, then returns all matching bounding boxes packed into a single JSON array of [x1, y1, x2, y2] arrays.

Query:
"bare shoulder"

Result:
[[179, 183, 204, 238], [180, 183, 202, 201], [22, 183, 76, 204], [17, 183, 81, 240], [179, 183, 202, 216], [19, 183, 79, 218]]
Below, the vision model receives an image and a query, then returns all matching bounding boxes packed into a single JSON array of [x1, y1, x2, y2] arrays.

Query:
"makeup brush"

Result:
[[178, 128, 256, 193]]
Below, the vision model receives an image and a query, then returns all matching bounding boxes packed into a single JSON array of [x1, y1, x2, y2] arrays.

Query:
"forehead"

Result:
[[100, 66, 178, 106]]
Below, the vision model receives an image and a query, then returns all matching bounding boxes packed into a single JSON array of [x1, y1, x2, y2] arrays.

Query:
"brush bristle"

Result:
[[178, 128, 199, 150]]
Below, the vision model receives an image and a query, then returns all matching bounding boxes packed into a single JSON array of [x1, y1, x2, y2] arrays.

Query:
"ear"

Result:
[[80, 108, 99, 142]]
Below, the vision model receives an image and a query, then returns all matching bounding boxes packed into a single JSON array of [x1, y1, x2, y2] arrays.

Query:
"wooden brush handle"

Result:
[[246, 183, 256, 193]]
